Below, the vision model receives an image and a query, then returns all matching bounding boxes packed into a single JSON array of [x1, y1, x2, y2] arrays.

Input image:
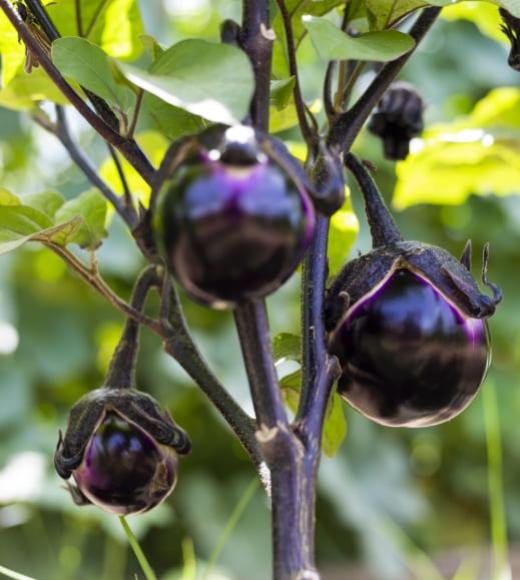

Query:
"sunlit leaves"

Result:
[[47, 0, 144, 59], [116, 40, 255, 125], [303, 16, 415, 61], [442, 2, 506, 44], [0, 188, 108, 253], [0, 190, 76, 254], [393, 87, 520, 208], [0, 0, 143, 110]]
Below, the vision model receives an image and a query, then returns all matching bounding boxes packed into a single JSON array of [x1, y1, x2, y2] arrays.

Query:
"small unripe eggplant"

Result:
[[368, 82, 424, 161], [55, 388, 191, 515], [153, 125, 315, 308], [328, 154, 502, 427]]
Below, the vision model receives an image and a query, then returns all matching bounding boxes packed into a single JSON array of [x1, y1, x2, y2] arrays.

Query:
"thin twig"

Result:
[[127, 88, 144, 139], [85, 0, 109, 38], [74, 0, 83, 36], [161, 278, 262, 468], [43, 242, 162, 332], [33, 107, 138, 228], [275, 0, 316, 147], [107, 144, 133, 212], [0, 0, 155, 183], [105, 265, 160, 390]]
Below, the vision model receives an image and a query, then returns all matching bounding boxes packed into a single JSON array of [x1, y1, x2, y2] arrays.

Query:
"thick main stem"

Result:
[[234, 301, 316, 579]]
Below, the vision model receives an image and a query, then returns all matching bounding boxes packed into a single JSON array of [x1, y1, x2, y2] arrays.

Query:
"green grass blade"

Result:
[[119, 516, 158, 580]]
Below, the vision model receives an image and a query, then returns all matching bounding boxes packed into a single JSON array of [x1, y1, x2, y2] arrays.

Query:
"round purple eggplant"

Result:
[[153, 125, 315, 308]]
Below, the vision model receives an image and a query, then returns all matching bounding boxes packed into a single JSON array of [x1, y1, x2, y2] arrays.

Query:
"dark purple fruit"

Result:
[[55, 387, 190, 515], [368, 82, 424, 161], [326, 241, 501, 427], [72, 411, 178, 515], [152, 125, 315, 308]]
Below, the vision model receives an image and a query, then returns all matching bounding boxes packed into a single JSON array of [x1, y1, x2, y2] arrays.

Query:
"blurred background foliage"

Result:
[[0, 1, 519, 579]]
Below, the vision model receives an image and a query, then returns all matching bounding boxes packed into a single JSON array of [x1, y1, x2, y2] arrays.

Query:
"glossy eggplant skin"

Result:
[[328, 269, 490, 427], [72, 412, 178, 515], [153, 126, 314, 308]]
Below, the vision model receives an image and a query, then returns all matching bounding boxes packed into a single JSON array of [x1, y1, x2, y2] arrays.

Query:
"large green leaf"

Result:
[[393, 87, 520, 209], [304, 16, 415, 61], [52, 37, 130, 112], [138, 94, 207, 141], [116, 40, 255, 125]]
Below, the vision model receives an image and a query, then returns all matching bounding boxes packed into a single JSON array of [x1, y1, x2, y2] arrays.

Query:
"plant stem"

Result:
[[234, 301, 287, 428], [0, 0, 155, 183], [74, 0, 83, 36], [344, 152, 402, 247], [240, 0, 273, 131], [234, 300, 318, 579], [119, 516, 157, 580], [33, 107, 138, 228], [162, 279, 262, 469], [105, 265, 159, 389], [106, 144, 134, 213], [275, 0, 315, 147]]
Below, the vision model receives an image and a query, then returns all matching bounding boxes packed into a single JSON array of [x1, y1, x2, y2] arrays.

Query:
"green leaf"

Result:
[[21, 191, 65, 218], [280, 371, 347, 457], [328, 191, 359, 277], [139, 94, 208, 141], [273, 333, 302, 364], [270, 78, 296, 111], [54, 189, 108, 249], [322, 393, 348, 458], [116, 40, 255, 125], [47, 0, 144, 59], [364, 0, 428, 29], [393, 87, 520, 209], [0, 190, 79, 254], [303, 16, 415, 61], [272, 0, 349, 78], [52, 37, 130, 111]]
